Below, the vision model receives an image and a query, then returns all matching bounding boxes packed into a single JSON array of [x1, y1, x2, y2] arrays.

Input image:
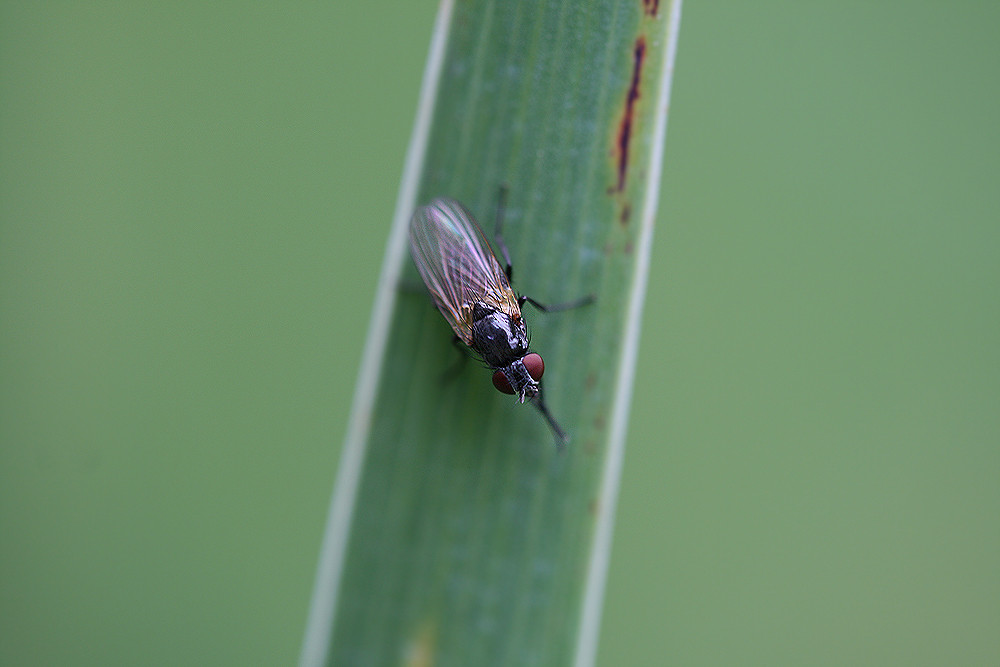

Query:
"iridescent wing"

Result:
[[408, 198, 520, 343]]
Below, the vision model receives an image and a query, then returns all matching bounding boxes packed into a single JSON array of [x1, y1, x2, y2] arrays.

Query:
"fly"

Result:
[[408, 189, 593, 447]]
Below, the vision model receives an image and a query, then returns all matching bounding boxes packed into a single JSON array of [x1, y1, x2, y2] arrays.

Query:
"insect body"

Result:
[[408, 195, 590, 445]]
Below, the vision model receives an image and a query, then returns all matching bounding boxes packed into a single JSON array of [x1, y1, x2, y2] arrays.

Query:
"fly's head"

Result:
[[492, 353, 545, 403]]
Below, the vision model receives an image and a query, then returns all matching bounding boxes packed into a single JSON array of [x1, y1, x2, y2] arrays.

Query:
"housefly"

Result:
[[408, 192, 592, 446]]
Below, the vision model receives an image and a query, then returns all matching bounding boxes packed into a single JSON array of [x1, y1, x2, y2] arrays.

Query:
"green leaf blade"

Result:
[[303, 1, 682, 665]]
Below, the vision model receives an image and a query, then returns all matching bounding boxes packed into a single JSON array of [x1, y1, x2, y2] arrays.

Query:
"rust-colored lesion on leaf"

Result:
[[642, 0, 659, 17], [619, 202, 632, 226], [613, 36, 647, 195]]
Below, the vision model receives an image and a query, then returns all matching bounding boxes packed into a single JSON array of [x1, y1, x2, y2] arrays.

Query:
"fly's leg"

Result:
[[493, 184, 515, 282], [521, 294, 595, 312], [530, 378, 569, 451], [492, 186, 595, 310]]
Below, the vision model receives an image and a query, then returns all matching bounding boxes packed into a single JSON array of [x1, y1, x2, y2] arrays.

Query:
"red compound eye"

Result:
[[492, 353, 545, 394], [523, 353, 545, 381]]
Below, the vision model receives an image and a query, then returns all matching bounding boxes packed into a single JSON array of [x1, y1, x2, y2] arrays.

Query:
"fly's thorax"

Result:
[[498, 358, 540, 404], [469, 301, 529, 368]]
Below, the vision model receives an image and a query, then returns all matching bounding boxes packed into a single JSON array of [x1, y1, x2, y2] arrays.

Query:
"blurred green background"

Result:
[[1, 2, 996, 665]]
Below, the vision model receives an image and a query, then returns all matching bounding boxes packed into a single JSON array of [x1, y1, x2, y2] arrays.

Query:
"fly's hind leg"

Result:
[[493, 184, 514, 282], [492, 186, 595, 312]]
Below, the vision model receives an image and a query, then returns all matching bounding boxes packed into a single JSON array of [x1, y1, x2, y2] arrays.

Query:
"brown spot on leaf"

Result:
[[615, 37, 647, 193], [643, 0, 660, 17], [620, 203, 632, 226]]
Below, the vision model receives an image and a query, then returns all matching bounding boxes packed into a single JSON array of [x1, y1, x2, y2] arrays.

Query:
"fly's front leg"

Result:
[[530, 377, 569, 450]]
